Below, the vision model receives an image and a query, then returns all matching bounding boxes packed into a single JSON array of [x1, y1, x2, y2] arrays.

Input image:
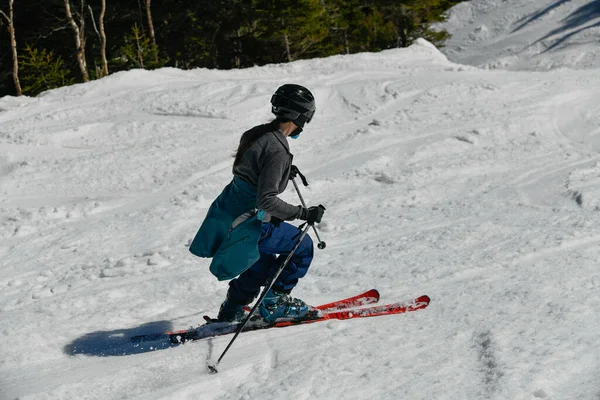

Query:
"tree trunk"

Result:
[[99, 0, 108, 76], [64, 0, 89, 82], [144, 0, 158, 63], [133, 24, 144, 68], [399, 6, 410, 48], [344, 29, 349, 54], [0, 0, 22, 96], [284, 32, 292, 62]]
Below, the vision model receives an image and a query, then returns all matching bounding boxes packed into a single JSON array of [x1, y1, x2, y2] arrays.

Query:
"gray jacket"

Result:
[[233, 123, 302, 221]]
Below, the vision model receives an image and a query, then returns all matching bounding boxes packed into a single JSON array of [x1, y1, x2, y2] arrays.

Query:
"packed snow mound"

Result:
[[1, 39, 452, 107], [437, 0, 600, 70]]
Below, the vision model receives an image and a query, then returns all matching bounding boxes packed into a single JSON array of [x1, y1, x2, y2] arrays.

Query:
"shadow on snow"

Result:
[[512, 0, 573, 33], [63, 320, 178, 357], [516, 1, 600, 54]]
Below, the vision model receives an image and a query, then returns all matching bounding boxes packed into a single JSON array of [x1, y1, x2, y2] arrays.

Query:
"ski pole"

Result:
[[291, 178, 326, 249], [208, 223, 312, 374]]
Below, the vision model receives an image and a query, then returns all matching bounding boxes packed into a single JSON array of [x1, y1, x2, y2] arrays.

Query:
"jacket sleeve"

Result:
[[256, 148, 302, 220]]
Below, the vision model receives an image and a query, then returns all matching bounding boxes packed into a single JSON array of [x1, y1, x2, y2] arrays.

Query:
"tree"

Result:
[[325, 0, 395, 53], [99, 0, 108, 76], [144, 0, 158, 63], [86, 0, 109, 77], [255, 0, 330, 63], [374, 0, 460, 48], [118, 23, 162, 69], [0, 0, 22, 95], [64, 0, 89, 82], [19, 45, 74, 95]]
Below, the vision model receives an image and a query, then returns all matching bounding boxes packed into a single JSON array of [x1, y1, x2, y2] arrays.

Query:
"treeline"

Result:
[[0, 0, 461, 97]]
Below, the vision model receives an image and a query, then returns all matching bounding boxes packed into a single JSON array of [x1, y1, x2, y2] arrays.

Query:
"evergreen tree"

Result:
[[374, 0, 461, 48], [19, 45, 74, 95], [254, 0, 330, 62], [323, 0, 399, 54], [117, 23, 164, 69]]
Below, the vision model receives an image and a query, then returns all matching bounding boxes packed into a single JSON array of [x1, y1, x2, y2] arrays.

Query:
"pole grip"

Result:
[[291, 178, 326, 249]]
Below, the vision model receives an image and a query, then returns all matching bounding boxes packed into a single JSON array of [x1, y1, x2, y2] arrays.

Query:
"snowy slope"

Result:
[[1, 38, 600, 399], [437, 0, 600, 70]]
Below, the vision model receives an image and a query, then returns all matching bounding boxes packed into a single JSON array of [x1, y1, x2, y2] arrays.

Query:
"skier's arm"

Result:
[[256, 150, 301, 221]]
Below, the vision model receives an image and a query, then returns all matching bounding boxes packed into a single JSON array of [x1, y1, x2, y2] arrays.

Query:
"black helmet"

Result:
[[271, 84, 316, 128]]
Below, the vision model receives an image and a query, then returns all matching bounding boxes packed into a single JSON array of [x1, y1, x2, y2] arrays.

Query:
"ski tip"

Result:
[[415, 295, 431, 307], [370, 289, 380, 300]]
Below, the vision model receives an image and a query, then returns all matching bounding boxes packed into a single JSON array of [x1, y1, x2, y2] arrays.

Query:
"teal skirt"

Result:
[[189, 177, 263, 281]]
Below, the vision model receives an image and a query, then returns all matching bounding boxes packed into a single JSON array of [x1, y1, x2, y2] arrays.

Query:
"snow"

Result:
[[1, 10, 600, 399], [436, 0, 600, 70]]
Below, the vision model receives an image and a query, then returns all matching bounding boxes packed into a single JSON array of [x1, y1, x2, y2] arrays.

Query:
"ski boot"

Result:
[[259, 289, 320, 322], [216, 294, 247, 323]]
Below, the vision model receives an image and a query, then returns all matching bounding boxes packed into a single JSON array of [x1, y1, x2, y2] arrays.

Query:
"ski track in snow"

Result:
[[1, 37, 600, 399]]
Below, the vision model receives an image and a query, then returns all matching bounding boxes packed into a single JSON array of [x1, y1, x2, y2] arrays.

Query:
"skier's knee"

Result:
[[298, 234, 314, 257]]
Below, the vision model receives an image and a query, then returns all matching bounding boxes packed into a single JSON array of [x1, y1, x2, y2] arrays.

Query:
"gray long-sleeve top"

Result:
[[233, 123, 302, 220]]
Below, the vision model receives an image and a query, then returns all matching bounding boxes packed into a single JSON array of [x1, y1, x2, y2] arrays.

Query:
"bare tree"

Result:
[[280, 18, 292, 63], [64, 0, 89, 82], [283, 32, 292, 62], [144, 0, 158, 63], [88, 0, 108, 77], [0, 0, 22, 96], [133, 24, 145, 68], [99, 0, 108, 76]]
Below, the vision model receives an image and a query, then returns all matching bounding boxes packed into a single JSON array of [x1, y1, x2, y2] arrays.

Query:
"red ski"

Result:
[[130, 292, 429, 345], [315, 288, 380, 311], [241, 288, 380, 314], [272, 295, 430, 327]]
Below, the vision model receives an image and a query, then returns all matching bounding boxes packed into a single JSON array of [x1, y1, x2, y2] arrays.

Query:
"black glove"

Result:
[[289, 165, 309, 186], [299, 205, 326, 225], [269, 216, 284, 227]]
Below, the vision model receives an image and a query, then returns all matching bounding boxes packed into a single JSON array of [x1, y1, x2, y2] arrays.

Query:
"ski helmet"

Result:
[[271, 84, 316, 129]]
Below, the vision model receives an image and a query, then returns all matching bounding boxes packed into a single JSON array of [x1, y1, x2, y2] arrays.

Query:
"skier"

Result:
[[189, 84, 326, 323]]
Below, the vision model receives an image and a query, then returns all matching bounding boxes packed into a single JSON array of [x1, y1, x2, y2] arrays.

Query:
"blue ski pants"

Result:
[[228, 221, 313, 304]]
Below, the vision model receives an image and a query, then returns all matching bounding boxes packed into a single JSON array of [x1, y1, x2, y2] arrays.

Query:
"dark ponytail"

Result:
[[233, 120, 279, 167]]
